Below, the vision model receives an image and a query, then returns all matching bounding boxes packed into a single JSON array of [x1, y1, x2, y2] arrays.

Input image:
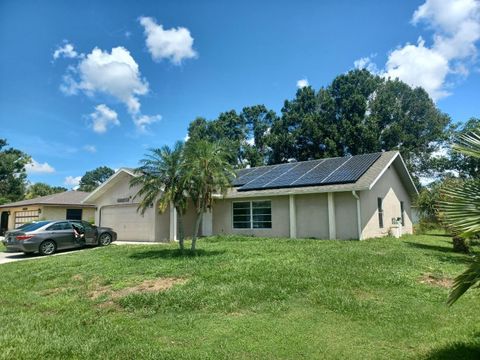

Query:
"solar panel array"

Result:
[[234, 153, 381, 191]]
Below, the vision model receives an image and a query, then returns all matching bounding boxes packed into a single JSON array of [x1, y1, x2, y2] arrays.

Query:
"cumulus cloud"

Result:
[[83, 144, 97, 153], [53, 42, 79, 60], [139, 16, 197, 64], [133, 114, 161, 133], [25, 159, 55, 174], [64, 176, 81, 189], [59, 46, 160, 132], [353, 55, 379, 74], [89, 104, 120, 134], [296, 79, 309, 88], [354, 0, 480, 101]]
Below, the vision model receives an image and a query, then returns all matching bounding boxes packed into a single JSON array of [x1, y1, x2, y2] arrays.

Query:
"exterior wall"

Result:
[[179, 200, 198, 238], [1, 205, 94, 231], [334, 192, 359, 240], [212, 196, 290, 237], [2, 205, 43, 230], [42, 206, 95, 223], [91, 172, 170, 242], [295, 193, 329, 239], [360, 165, 413, 239]]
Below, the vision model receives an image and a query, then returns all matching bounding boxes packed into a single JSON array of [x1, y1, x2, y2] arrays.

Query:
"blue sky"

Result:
[[1, 0, 479, 188]]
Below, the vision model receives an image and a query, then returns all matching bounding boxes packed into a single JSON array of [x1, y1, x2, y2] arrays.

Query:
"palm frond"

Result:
[[438, 180, 480, 237], [447, 258, 480, 306], [452, 130, 480, 159]]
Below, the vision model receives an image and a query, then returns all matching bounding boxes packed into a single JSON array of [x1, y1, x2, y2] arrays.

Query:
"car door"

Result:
[[73, 221, 97, 245], [45, 221, 76, 249]]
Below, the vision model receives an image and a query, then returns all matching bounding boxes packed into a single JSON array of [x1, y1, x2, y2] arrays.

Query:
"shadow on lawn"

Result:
[[405, 241, 455, 254], [405, 242, 476, 265], [425, 341, 480, 360], [129, 248, 225, 260]]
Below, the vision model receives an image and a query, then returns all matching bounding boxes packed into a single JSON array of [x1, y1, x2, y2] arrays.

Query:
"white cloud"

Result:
[[296, 79, 309, 88], [354, 0, 480, 101], [64, 176, 81, 189], [89, 104, 120, 134], [60, 46, 160, 132], [184, 134, 190, 142], [353, 55, 379, 74], [133, 113, 161, 133], [53, 42, 79, 60], [139, 16, 197, 65], [83, 144, 97, 153], [25, 159, 55, 174]]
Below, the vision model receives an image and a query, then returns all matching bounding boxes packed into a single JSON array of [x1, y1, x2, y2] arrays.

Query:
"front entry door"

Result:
[[0, 212, 9, 235]]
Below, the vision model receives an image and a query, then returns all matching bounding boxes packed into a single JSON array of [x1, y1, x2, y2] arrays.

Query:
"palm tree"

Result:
[[130, 142, 188, 250], [184, 140, 234, 251], [438, 129, 480, 305]]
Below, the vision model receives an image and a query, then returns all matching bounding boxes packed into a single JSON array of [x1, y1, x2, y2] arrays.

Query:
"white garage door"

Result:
[[101, 205, 154, 241]]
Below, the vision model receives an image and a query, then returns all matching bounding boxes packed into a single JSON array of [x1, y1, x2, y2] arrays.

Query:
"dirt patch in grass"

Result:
[[89, 277, 187, 301], [419, 273, 453, 288]]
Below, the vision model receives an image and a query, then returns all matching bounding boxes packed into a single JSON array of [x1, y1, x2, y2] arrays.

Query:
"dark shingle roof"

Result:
[[0, 191, 94, 208]]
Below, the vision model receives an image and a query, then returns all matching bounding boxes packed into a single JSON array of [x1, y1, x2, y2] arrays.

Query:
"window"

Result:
[[47, 222, 72, 231], [377, 197, 384, 228], [233, 201, 272, 229], [400, 201, 405, 226], [66, 209, 82, 221]]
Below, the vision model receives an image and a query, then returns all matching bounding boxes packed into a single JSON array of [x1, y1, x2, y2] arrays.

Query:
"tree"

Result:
[[437, 128, 480, 305], [184, 140, 234, 251], [25, 183, 67, 199], [431, 118, 480, 179], [0, 139, 30, 204], [130, 142, 189, 250], [78, 166, 115, 192]]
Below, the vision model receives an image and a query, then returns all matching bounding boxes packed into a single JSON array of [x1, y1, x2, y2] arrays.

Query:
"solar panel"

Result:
[[236, 152, 382, 192], [262, 159, 324, 189], [232, 167, 256, 186], [322, 153, 381, 184], [239, 162, 298, 190], [291, 157, 349, 187], [233, 165, 278, 187]]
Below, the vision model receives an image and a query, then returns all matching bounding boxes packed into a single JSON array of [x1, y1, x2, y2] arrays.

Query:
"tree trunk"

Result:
[[176, 209, 185, 251], [452, 236, 470, 253], [191, 211, 203, 252]]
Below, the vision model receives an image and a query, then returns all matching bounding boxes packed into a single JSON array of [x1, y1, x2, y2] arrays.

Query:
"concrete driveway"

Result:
[[0, 247, 92, 265], [0, 241, 163, 265]]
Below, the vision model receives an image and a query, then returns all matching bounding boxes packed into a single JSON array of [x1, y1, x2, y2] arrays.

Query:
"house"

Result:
[[0, 191, 95, 234], [82, 150, 417, 241]]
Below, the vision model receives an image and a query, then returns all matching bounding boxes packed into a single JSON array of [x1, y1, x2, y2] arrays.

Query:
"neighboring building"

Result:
[[0, 191, 95, 234], [83, 151, 417, 242]]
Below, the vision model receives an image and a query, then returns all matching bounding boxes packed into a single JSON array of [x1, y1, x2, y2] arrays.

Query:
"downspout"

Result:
[[352, 191, 363, 240]]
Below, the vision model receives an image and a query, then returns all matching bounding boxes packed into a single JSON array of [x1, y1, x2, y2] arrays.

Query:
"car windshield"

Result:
[[19, 221, 51, 232]]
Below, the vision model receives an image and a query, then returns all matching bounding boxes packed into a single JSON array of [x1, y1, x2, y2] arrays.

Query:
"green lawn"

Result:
[[1, 234, 479, 359]]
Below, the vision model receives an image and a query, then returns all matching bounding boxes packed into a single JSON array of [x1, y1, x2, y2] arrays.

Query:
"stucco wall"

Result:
[[334, 192, 359, 240], [295, 193, 329, 239], [90, 172, 170, 242], [43, 206, 95, 223], [1, 205, 42, 230], [212, 196, 290, 237], [360, 165, 413, 239]]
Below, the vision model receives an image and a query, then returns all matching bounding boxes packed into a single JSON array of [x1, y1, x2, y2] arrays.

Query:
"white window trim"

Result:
[[232, 200, 272, 230]]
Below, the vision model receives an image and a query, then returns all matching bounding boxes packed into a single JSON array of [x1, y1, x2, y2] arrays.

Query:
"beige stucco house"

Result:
[[82, 150, 417, 242], [0, 191, 95, 234]]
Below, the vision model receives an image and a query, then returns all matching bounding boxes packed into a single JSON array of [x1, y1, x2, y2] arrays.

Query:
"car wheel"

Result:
[[98, 233, 112, 246], [39, 240, 56, 256]]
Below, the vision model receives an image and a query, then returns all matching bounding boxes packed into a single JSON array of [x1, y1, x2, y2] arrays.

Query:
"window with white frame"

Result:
[[233, 201, 272, 229]]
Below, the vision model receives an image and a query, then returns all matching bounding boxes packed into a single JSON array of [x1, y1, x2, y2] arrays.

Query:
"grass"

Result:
[[0, 233, 479, 359]]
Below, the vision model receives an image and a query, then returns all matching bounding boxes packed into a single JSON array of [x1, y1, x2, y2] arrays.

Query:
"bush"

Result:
[[452, 236, 471, 253]]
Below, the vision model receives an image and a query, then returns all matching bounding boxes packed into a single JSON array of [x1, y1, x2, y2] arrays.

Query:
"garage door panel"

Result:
[[101, 205, 153, 241]]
